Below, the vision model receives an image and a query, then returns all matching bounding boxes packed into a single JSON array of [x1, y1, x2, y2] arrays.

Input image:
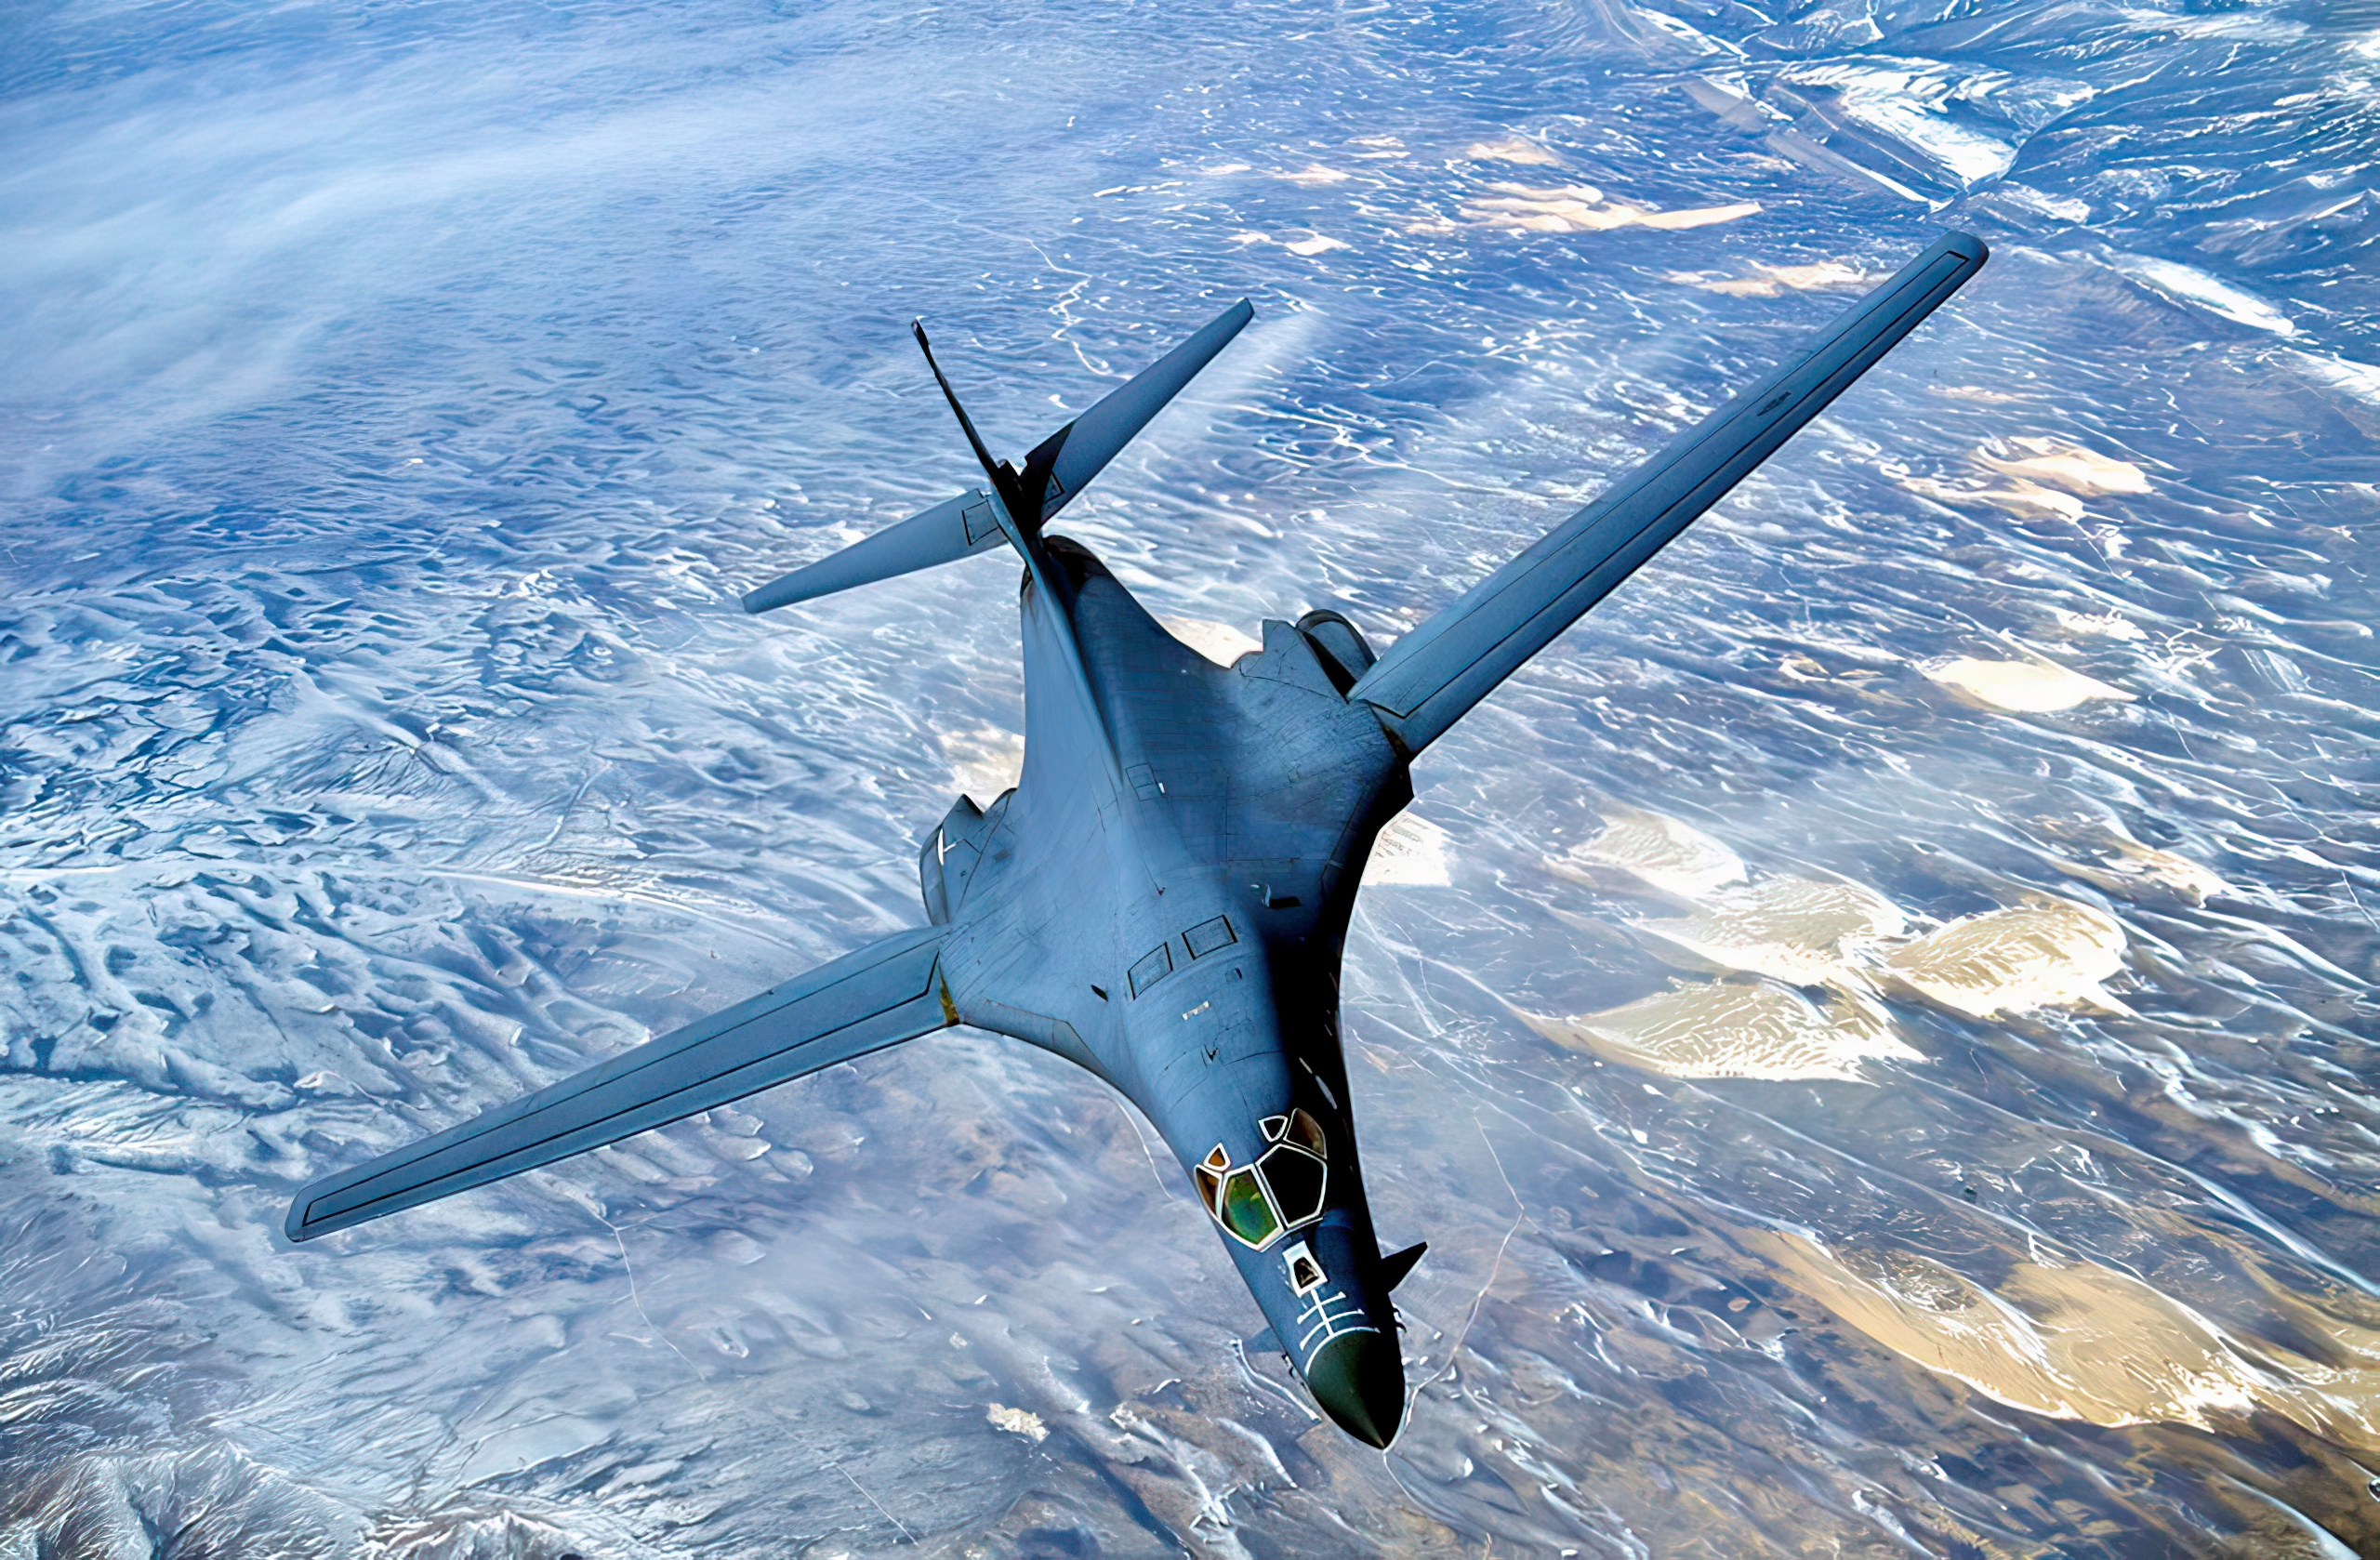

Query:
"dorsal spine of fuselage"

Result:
[[740, 299, 1253, 615]]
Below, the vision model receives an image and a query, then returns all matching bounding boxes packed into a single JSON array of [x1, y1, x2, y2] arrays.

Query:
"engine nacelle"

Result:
[[919, 792, 998, 924]]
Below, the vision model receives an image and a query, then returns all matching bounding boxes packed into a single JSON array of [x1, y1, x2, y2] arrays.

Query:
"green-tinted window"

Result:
[[1219, 1169, 1280, 1247], [1260, 1146, 1326, 1226]]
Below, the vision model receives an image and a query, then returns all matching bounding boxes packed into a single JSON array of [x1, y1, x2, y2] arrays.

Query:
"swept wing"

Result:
[[285, 927, 950, 1240], [1351, 231, 1988, 754]]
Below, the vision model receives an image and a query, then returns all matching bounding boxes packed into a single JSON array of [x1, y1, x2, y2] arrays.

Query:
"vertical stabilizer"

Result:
[[912, 320, 1035, 547]]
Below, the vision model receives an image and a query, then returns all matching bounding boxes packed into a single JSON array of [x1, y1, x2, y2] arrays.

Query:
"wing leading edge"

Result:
[[1351, 231, 1988, 754], [285, 927, 951, 1241]]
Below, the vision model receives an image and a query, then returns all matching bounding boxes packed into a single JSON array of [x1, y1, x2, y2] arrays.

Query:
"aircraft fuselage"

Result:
[[931, 535, 1414, 1444], [284, 237, 1988, 1456]]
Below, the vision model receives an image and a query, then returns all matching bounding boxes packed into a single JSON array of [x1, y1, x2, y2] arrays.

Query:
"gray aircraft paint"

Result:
[[286, 231, 1989, 1447]]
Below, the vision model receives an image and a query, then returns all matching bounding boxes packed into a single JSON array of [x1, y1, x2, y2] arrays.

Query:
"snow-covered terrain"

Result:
[[5, 0, 2378, 1552]]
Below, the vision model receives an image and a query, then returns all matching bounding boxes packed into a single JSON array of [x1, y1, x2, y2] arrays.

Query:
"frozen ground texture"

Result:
[[5, 0, 2380, 1553]]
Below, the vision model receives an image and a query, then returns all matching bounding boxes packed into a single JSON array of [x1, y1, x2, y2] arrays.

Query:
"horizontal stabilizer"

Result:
[[1024, 297, 1254, 523], [286, 928, 950, 1241], [1352, 231, 1988, 753], [743, 489, 1009, 614]]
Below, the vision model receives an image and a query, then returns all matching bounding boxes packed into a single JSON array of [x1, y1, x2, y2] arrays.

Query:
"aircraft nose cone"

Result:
[[1305, 1329, 1406, 1448]]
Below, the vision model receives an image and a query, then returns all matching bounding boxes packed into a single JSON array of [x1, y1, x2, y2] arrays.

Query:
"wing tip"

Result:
[[286, 1170, 373, 1242], [284, 1191, 325, 1243], [1939, 229, 1990, 271]]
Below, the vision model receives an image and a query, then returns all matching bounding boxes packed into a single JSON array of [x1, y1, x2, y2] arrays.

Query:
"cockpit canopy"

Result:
[[1193, 1108, 1329, 1249]]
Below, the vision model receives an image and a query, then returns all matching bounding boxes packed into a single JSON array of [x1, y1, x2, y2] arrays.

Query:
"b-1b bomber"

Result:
[[287, 231, 1988, 1447]]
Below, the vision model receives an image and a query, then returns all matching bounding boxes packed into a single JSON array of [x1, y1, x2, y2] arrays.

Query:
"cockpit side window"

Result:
[[1194, 1144, 1229, 1217]]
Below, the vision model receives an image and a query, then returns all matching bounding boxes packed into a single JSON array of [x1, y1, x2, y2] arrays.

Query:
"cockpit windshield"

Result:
[[1219, 1169, 1279, 1246], [1194, 1109, 1329, 1249], [1259, 1142, 1325, 1224]]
